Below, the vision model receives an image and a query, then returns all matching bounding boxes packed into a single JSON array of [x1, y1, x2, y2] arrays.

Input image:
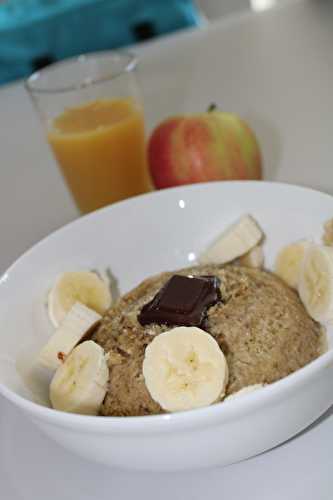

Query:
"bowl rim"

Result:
[[1, 180, 332, 433]]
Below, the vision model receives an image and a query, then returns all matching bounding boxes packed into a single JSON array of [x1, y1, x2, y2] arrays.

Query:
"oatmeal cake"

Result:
[[92, 264, 322, 416]]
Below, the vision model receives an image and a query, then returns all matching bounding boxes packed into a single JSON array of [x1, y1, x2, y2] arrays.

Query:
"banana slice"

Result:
[[200, 215, 263, 265], [143, 326, 228, 412], [298, 244, 333, 323], [225, 384, 265, 401], [275, 240, 309, 289], [323, 218, 333, 246], [238, 245, 264, 269], [38, 302, 101, 371], [50, 340, 109, 415], [48, 271, 112, 327]]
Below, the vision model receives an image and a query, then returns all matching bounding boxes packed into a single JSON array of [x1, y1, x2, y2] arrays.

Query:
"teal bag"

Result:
[[0, 0, 202, 85]]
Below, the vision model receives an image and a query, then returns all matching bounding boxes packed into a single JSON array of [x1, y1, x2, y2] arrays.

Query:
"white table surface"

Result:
[[1, 0, 333, 497]]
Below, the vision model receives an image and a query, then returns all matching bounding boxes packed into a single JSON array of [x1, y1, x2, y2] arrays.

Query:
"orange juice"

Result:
[[48, 98, 150, 213]]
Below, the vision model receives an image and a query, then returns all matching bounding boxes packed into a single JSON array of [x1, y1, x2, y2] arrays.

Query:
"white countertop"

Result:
[[1, 0, 333, 276], [1, 1, 333, 497]]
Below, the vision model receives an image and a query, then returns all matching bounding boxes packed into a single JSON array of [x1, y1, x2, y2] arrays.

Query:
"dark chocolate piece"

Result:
[[138, 274, 221, 328]]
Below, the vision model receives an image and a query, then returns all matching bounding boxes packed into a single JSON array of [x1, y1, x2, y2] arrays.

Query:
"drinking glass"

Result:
[[26, 51, 151, 214]]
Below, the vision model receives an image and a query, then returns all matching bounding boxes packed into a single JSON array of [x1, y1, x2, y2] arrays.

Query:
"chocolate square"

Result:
[[138, 274, 221, 328]]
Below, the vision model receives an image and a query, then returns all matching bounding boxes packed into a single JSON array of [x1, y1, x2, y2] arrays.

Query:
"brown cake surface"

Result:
[[92, 264, 322, 416]]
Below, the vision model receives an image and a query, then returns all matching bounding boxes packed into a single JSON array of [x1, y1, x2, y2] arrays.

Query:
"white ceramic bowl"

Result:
[[1, 181, 333, 472]]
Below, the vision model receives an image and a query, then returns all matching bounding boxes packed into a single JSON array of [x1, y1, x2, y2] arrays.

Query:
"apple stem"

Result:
[[207, 103, 217, 112]]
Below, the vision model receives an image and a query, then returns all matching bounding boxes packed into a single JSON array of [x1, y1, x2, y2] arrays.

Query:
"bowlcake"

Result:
[[93, 264, 322, 416]]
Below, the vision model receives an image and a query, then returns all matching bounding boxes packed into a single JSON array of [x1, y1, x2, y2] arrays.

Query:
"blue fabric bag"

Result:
[[0, 0, 202, 85]]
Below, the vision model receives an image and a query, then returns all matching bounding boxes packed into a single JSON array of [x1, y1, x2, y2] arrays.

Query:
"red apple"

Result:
[[147, 109, 262, 189]]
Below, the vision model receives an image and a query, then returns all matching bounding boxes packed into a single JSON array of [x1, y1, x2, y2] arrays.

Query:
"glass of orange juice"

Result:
[[26, 52, 151, 214]]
